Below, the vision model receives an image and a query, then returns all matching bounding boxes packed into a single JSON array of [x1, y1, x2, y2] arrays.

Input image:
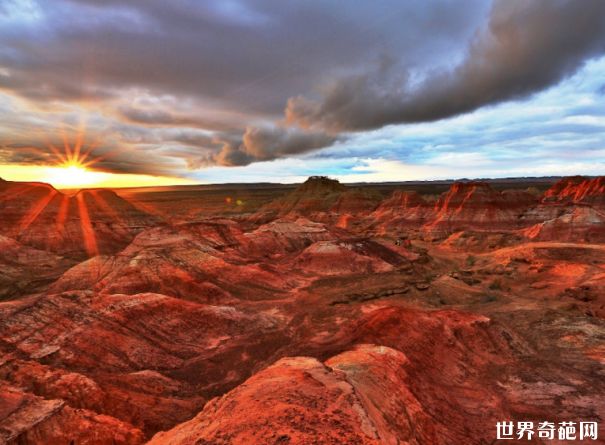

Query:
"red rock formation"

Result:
[[0, 291, 289, 436], [148, 351, 387, 445], [291, 239, 406, 276], [518, 176, 605, 238], [149, 343, 457, 445], [50, 219, 328, 301], [330, 188, 383, 215], [148, 298, 605, 444], [370, 190, 432, 233], [328, 188, 384, 229], [523, 206, 605, 242], [51, 217, 408, 301], [543, 176, 605, 205], [370, 182, 538, 237], [257, 178, 385, 230], [242, 217, 338, 256], [146, 325, 507, 445], [377, 190, 428, 212], [428, 181, 535, 234]]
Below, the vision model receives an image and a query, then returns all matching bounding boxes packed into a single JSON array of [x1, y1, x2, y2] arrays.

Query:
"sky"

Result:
[[0, 0, 605, 188]]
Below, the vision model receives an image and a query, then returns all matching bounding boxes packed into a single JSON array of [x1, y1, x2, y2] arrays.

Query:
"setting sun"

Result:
[[43, 163, 111, 189]]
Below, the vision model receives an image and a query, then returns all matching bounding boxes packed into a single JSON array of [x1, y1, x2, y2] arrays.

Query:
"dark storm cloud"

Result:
[[0, 0, 482, 112], [187, 126, 337, 167], [211, 126, 338, 166], [286, 0, 605, 131], [241, 126, 337, 162]]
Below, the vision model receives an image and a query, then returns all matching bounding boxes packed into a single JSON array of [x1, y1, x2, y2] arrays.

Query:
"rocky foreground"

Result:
[[0, 176, 604, 444]]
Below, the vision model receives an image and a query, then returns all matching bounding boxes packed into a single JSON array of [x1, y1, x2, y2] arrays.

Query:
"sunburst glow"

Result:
[[38, 127, 109, 189], [0, 127, 197, 189], [43, 163, 110, 189]]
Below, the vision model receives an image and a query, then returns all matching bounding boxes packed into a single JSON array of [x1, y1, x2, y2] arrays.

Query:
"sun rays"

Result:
[[8, 129, 112, 257], [18, 188, 58, 233], [75, 191, 99, 257], [1, 127, 194, 258], [12, 186, 122, 258], [12, 189, 105, 257], [41, 127, 111, 189]]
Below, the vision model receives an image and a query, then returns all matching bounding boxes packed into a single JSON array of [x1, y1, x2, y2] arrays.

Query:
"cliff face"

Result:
[[371, 190, 431, 224], [543, 176, 605, 205], [522, 206, 605, 242], [368, 182, 539, 237], [517, 176, 605, 242], [428, 181, 535, 231]]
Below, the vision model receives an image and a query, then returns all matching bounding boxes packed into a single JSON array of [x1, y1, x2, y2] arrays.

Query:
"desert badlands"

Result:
[[0, 175, 603, 444]]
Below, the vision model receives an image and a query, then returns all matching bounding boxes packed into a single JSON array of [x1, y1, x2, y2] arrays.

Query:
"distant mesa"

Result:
[[295, 175, 347, 194], [260, 176, 349, 217], [256, 177, 386, 227]]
